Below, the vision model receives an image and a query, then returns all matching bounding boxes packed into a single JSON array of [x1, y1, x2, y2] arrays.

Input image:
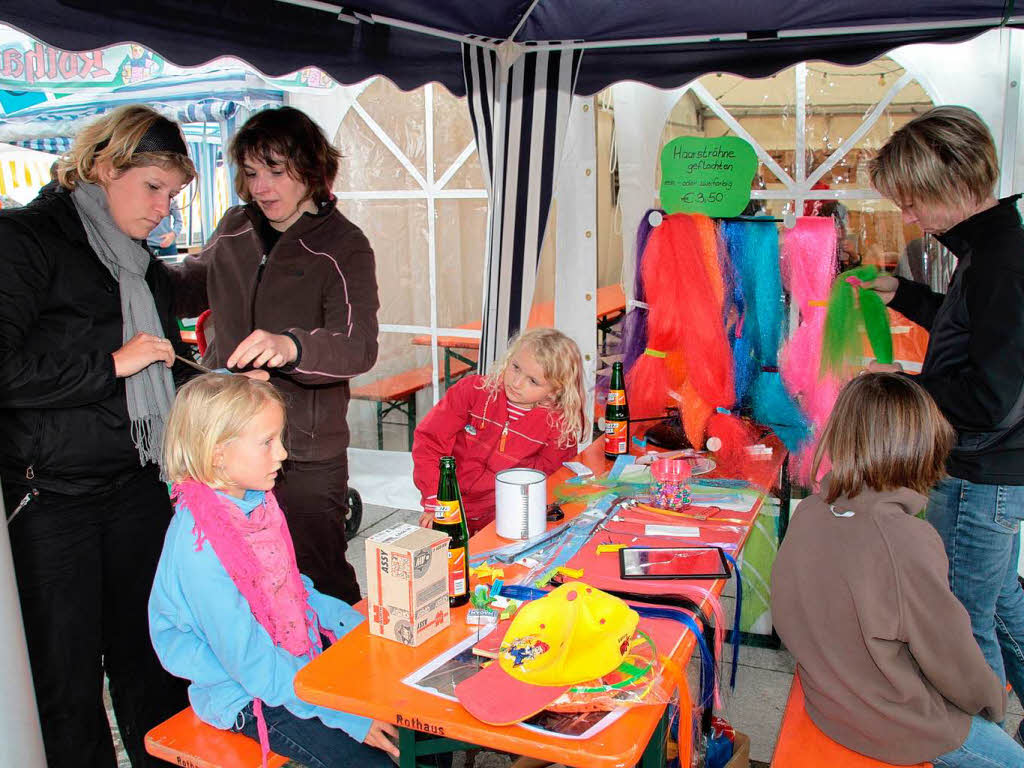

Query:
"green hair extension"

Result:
[[821, 265, 893, 375]]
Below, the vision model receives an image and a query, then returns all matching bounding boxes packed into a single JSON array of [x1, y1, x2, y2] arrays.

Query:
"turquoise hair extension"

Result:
[[721, 219, 810, 451]]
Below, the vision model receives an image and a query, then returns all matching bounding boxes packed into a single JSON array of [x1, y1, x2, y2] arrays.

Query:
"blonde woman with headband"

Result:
[[0, 104, 196, 767], [413, 328, 587, 535]]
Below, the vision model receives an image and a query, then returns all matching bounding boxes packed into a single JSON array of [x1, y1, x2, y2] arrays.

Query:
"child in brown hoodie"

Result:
[[772, 373, 1024, 767]]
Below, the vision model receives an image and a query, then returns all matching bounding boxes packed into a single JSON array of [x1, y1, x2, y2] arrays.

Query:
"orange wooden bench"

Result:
[[352, 357, 474, 450], [144, 707, 288, 768], [771, 674, 932, 768]]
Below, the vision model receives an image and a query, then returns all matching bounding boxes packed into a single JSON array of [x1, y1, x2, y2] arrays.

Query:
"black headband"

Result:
[[134, 117, 189, 157], [95, 116, 189, 157]]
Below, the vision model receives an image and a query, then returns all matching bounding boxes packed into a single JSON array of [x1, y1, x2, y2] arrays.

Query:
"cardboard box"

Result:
[[724, 730, 750, 768], [365, 523, 451, 646]]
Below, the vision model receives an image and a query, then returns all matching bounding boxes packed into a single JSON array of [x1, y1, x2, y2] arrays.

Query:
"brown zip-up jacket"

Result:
[[771, 486, 1005, 764], [175, 203, 379, 462]]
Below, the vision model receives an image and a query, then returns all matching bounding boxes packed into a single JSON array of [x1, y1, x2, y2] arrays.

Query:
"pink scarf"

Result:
[[172, 481, 321, 766]]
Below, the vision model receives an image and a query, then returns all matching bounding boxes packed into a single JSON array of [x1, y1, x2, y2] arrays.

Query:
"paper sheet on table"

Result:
[[402, 630, 628, 740]]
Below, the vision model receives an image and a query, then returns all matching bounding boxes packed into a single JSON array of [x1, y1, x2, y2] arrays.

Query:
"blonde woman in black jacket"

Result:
[[865, 106, 1024, 742], [0, 105, 195, 768]]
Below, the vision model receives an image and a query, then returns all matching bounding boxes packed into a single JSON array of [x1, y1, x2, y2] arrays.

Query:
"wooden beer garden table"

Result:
[[411, 284, 627, 388], [295, 434, 787, 768]]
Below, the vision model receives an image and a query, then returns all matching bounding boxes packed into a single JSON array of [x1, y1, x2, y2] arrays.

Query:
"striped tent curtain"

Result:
[[462, 42, 583, 372]]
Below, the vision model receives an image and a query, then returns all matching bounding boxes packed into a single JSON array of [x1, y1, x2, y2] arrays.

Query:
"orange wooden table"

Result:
[[295, 435, 786, 768]]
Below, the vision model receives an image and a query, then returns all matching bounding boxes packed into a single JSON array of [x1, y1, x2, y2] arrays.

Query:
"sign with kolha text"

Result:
[[659, 136, 757, 217]]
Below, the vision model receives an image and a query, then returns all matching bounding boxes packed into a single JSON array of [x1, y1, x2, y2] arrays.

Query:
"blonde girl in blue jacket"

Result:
[[148, 373, 397, 768]]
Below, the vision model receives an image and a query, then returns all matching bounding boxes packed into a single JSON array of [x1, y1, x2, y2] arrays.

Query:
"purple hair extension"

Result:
[[621, 209, 663, 376]]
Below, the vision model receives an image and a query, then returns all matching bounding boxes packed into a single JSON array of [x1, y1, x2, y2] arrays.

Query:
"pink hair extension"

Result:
[[779, 217, 840, 483]]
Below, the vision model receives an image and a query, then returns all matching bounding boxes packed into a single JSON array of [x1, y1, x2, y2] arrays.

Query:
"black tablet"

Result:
[[618, 545, 730, 580]]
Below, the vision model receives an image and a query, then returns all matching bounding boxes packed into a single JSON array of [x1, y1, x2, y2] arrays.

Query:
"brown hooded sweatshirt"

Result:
[[771, 486, 1005, 765], [176, 203, 379, 462]]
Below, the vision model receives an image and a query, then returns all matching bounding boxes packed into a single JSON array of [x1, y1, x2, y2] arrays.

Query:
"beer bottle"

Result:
[[432, 456, 470, 608], [604, 361, 630, 460]]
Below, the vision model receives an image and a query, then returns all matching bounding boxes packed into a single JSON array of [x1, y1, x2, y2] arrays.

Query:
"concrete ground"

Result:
[[112, 501, 1024, 766]]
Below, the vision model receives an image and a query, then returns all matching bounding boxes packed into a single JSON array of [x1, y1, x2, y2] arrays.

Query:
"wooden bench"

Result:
[[771, 673, 932, 768], [144, 707, 289, 768], [352, 357, 474, 450]]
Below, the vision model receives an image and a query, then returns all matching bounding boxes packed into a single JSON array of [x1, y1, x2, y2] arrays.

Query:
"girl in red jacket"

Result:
[[414, 328, 587, 534]]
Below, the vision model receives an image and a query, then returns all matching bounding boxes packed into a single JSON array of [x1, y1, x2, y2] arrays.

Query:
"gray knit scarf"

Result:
[[72, 181, 175, 470]]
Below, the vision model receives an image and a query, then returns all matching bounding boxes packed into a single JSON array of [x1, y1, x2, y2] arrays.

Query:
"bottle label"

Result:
[[434, 499, 463, 524], [448, 546, 467, 596], [605, 419, 628, 454], [608, 389, 626, 406]]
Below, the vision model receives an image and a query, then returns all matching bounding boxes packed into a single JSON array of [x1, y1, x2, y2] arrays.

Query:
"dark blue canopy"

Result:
[[1, 1, 1018, 95]]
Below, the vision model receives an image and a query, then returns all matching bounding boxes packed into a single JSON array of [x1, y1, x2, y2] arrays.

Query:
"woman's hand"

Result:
[[226, 330, 298, 370], [363, 720, 399, 757], [112, 332, 175, 377], [418, 509, 435, 528], [860, 273, 898, 305]]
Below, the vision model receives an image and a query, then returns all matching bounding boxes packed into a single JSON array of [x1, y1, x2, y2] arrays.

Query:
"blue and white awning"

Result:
[[9, 136, 69, 154]]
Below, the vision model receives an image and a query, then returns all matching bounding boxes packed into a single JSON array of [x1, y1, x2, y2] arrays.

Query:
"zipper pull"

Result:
[[259, 253, 268, 267], [7, 489, 38, 525], [499, 421, 509, 452], [25, 464, 34, 480]]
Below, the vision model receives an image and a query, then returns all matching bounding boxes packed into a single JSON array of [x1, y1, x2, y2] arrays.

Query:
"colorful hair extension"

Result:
[[721, 220, 809, 452], [621, 209, 662, 376], [625, 214, 692, 420], [822, 264, 894, 375], [663, 214, 752, 467], [721, 226, 755, 404], [779, 217, 841, 483]]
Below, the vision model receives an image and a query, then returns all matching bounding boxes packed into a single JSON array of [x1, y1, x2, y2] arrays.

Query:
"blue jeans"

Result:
[[232, 701, 393, 768], [928, 477, 1024, 702], [933, 715, 1024, 767]]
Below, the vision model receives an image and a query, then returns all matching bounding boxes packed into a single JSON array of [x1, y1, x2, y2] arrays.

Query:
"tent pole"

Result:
[[554, 96, 598, 448], [0, 485, 47, 768], [529, 17, 1017, 52], [998, 28, 1023, 198], [275, 0, 500, 49], [507, 0, 543, 43]]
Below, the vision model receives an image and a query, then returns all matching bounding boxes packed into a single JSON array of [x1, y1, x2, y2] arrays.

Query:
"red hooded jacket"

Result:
[[412, 375, 577, 534]]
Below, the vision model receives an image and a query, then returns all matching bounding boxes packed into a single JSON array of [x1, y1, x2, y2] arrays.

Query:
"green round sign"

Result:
[[659, 136, 758, 217]]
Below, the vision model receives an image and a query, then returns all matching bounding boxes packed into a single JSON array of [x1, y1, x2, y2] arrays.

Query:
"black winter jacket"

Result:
[[0, 185, 192, 494], [890, 195, 1024, 484]]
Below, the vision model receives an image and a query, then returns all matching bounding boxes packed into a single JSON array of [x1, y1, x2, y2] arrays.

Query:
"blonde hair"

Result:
[[484, 328, 587, 448], [57, 104, 196, 189], [163, 374, 285, 487], [813, 373, 953, 503], [869, 106, 998, 209]]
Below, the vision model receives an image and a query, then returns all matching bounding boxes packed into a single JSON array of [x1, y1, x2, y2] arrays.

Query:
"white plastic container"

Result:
[[494, 468, 547, 540]]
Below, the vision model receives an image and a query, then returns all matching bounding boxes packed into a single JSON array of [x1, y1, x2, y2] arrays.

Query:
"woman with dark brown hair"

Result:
[[178, 106, 379, 604]]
